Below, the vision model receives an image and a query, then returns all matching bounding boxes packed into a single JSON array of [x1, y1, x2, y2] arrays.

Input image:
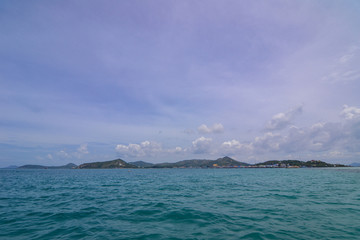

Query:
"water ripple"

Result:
[[1, 168, 360, 239]]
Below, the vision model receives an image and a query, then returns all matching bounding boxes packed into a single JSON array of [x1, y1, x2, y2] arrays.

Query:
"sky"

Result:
[[1, 0, 360, 167]]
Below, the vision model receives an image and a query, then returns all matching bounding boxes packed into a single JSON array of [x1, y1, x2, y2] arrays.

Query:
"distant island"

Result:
[[15, 156, 348, 169], [18, 163, 77, 169], [78, 159, 137, 169], [350, 162, 360, 167]]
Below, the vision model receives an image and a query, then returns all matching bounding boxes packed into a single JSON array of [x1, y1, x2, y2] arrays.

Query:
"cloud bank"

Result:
[[115, 141, 162, 158], [111, 105, 360, 163], [191, 137, 213, 154], [265, 106, 303, 131], [198, 123, 224, 134]]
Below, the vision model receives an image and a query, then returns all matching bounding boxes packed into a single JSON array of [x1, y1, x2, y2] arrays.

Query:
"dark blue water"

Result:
[[1, 168, 360, 239]]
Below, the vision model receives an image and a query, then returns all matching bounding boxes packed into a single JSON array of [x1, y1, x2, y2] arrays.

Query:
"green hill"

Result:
[[153, 159, 213, 168], [213, 156, 250, 167], [129, 161, 154, 168], [152, 156, 248, 168], [255, 160, 347, 167], [78, 159, 137, 169], [18, 163, 77, 169]]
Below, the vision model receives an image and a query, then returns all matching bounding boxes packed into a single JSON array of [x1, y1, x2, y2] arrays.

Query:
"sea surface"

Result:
[[1, 168, 360, 240]]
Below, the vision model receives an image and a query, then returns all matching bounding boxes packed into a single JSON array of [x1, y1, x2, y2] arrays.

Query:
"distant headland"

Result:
[[16, 156, 349, 169]]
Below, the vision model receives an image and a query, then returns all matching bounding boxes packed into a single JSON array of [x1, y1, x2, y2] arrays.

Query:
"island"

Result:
[[16, 156, 348, 169], [78, 159, 137, 169], [18, 163, 77, 169]]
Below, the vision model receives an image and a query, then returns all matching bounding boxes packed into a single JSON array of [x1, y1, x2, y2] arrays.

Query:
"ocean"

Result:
[[1, 168, 360, 239]]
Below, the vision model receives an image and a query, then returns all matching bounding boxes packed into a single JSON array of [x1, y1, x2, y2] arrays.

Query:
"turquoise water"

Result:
[[1, 168, 360, 240]]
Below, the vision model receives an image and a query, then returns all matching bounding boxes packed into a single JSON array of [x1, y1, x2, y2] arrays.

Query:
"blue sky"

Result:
[[1, 0, 360, 167]]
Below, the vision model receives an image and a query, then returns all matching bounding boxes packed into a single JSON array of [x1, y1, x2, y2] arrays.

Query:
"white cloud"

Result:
[[109, 105, 360, 163], [280, 126, 307, 153], [265, 106, 302, 131], [57, 150, 69, 159], [325, 70, 360, 83], [324, 45, 360, 83], [198, 124, 211, 133], [222, 139, 241, 148], [115, 140, 162, 158], [198, 123, 224, 134], [166, 146, 183, 154], [264, 121, 344, 154], [341, 105, 360, 120], [277, 121, 344, 153], [253, 132, 283, 152], [339, 46, 359, 64], [42, 143, 91, 162], [191, 136, 213, 154], [308, 123, 334, 151], [219, 110, 349, 157], [221, 139, 253, 155], [77, 143, 89, 154], [339, 55, 352, 64], [212, 123, 225, 133]]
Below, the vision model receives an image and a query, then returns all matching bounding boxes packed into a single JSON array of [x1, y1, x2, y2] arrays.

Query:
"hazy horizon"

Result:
[[1, 1, 360, 167]]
